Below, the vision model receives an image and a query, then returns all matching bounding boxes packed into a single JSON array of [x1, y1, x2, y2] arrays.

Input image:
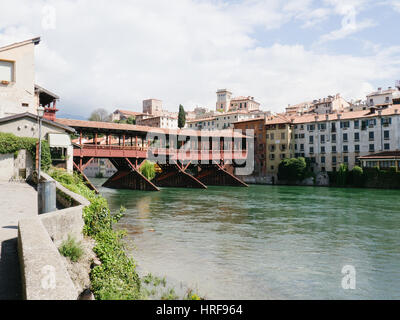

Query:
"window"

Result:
[[355, 145, 360, 152], [321, 156, 325, 163], [309, 136, 314, 144], [384, 131, 390, 140], [343, 145, 348, 153], [300, 144, 304, 151], [318, 123, 327, 131], [370, 98, 374, 105], [354, 132, 360, 141], [369, 131, 374, 141], [344, 156, 348, 163], [321, 146, 325, 154], [340, 121, 350, 129], [309, 146, 314, 154], [307, 124, 315, 131], [332, 156, 337, 164], [281, 133, 285, 139], [343, 133, 348, 142], [332, 145, 336, 153], [0, 60, 14, 82], [320, 135, 325, 144], [384, 143, 390, 150], [369, 144, 375, 152], [331, 134, 336, 143], [354, 120, 359, 129]]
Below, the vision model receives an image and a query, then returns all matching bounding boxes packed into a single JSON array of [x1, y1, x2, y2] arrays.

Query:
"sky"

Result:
[[1, 0, 400, 118]]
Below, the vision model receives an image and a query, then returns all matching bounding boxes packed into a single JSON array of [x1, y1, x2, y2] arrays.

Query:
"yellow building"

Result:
[[265, 115, 295, 176]]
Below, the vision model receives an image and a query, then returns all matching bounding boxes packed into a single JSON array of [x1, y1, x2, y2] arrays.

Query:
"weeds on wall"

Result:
[[0, 132, 51, 170]]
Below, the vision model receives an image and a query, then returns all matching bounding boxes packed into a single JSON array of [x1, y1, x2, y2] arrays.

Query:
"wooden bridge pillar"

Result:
[[102, 158, 159, 191], [154, 161, 207, 189], [195, 162, 248, 187]]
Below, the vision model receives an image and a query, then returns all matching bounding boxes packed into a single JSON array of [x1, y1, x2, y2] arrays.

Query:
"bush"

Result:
[[0, 132, 51, 170], [278, 157, 307, 182], [59, 235, 84, 262], [140, 160, 156, 180], [49, 168, 142, 300]]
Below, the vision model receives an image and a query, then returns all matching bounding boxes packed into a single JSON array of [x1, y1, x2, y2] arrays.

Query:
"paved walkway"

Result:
[[0, 182, 37, 300]]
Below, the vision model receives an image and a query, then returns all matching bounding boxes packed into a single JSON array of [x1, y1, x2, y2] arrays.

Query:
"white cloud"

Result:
[[0, 0, 399, 117]]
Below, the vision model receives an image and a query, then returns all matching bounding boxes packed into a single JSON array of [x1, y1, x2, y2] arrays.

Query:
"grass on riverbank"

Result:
[[49, 168, 142, 299], [49, 167, 204, 300]]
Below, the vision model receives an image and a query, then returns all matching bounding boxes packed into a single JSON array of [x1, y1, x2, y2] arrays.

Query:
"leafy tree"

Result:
[[178, 104, 186, 129], [277, 157, 307, 182], [114, 116, 136, 125], [140, 160, 156, 180], [89, 108, 111, 122]]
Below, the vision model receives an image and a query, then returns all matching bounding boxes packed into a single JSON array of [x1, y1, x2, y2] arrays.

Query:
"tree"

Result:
[[114, 116, 136, 125], [350, 165, 364, 187], [140, 160, 156, 180], [178, 104, 186, 129], [336, 163, 348, 186], [277, 157, 307, 182], [88, 108, 111, 122]]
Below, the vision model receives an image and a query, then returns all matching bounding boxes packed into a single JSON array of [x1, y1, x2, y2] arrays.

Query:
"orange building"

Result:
[[233, 117, 266, 176]]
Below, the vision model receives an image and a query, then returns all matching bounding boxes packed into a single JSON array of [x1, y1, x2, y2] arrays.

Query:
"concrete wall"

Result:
[[18, 172, 90, 300], [0, 150, 33, 181], [0, 42, 37, 118], [0, 153, 13, 180]]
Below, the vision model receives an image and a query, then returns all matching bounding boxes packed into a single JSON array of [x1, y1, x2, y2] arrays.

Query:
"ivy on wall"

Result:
[[0, 132, 51, 170]]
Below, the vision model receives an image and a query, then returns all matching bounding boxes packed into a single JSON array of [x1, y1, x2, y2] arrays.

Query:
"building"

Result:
[[285, 101, 312, 115], [309, 94, 349, 114], [0, 37, 74, 174], [233, 117, 267, 176], [265, 115, 295, 178], [111, 109, 143, 122], [366, 85, 400, 108], [136, 114, 178, 129], [216, 89, 261, 113], [143, 99, 163, 116], [358, 151, 400, 170], [0, 37, 41, 118], [84, 158, 117, 178], [186, 110, 268, 131]]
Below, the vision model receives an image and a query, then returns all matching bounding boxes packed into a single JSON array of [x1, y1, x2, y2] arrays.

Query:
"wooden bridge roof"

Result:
[[55, 118, 246, 138]]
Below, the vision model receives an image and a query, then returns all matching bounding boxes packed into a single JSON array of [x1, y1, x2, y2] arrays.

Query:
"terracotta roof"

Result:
[[232, 117, 265, 125], [114, 109, 143, 116], [55, 118, 245, 138], [266, 105, 400, 125]]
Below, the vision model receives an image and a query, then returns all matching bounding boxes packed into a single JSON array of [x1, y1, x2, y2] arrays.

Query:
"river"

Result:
[[91, 179, 400, 299]]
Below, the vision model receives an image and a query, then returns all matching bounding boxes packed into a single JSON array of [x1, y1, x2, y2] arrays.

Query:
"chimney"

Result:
[[325, 114, 329, 120], [378, 110, 382, 116], [337, 114, 341, 120]]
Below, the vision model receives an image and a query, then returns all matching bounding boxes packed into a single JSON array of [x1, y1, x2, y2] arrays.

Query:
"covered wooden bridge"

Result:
[[55, 118, 250, 191]]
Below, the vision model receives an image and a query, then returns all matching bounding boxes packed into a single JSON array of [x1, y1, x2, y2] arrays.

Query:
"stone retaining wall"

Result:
[[18, 172, 89, 300]]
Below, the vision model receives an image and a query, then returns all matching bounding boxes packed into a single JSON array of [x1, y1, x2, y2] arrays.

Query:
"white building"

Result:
[[366, 85, 400, 108], [186, 110, 268, 131], [291, 105, 400, 172]]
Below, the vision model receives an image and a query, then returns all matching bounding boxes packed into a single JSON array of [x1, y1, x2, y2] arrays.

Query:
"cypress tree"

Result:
[[178, 104, 186, 129]]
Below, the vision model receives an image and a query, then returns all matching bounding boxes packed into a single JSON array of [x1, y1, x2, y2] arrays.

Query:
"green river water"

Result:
[[92, 179, 400, 299]]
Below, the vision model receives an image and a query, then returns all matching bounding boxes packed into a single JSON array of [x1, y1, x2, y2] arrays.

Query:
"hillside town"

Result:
[[1, 37, 400, 185]]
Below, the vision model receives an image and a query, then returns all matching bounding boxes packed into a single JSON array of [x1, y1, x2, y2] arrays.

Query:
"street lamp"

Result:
[[37, 106, 45, 181]]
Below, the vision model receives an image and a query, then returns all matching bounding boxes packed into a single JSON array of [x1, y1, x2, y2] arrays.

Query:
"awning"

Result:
[[48, 133, 71, 147]]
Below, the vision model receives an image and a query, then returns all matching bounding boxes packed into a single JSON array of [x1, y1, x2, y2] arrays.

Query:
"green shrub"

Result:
[[59, 235, 84, 262], [49, 168, 142, 300], [278, 157, 307, 182], [140, 160, 156, 180], [0, 132, 51, 170]]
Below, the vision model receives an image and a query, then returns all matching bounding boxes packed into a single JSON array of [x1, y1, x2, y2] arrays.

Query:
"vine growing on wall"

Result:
[[0, 132, 51, 170]]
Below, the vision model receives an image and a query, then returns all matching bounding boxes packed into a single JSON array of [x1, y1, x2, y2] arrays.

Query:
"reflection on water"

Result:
[[92, 178, 400, 299]]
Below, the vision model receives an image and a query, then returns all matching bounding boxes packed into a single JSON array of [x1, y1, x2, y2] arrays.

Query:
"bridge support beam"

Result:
[[196, 162, 248, 187], [102, 158, 159, 191], [154, 162, 207, 189], [72, 160, 99, 193]]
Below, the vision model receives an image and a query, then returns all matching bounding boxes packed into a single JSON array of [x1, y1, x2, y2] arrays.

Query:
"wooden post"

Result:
[[135, 136, 138, 149], [79, 131, 82, 146], [95, 133, 98, 149], [123, 135, 126, 147]]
